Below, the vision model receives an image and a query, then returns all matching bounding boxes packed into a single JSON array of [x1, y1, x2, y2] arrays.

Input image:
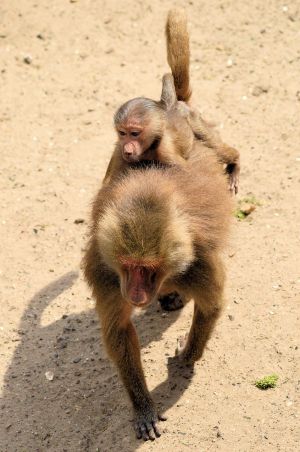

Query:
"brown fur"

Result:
[[186, 110, 240, 193], [165, 8, 192, 102], [103, 80, 195, 185], [83, 147, 233, 439], [166, 8, 240, 194], [104, 9, 240, 194]]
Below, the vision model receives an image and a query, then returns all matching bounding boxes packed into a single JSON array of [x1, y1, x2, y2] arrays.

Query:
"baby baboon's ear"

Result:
[[160, 73, 177, 110]]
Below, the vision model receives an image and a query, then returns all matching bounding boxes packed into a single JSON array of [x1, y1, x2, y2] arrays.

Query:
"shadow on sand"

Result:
[[1, 271, 194, 451]]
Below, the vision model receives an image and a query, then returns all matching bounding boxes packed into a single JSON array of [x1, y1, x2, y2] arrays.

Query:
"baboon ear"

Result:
[[160, 73, 177, 110]]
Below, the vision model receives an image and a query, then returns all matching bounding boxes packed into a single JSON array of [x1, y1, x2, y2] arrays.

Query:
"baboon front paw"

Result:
[[134, 408, 167, 441]]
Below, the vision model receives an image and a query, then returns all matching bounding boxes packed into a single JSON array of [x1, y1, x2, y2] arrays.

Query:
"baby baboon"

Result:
[[104, 8, 240, 194]]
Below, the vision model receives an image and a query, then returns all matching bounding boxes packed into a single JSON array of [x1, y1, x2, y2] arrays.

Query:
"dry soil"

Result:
[[0, 1, 299, 451]]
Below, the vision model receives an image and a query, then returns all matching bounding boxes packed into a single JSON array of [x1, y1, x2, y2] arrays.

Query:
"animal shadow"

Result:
[[0, 272, 194, 451]]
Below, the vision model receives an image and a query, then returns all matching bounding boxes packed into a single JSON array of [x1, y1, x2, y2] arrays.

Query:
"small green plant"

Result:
[[234, 209, 247, 220], [254, 374, 279, 390], [241, 195, 262, 206]]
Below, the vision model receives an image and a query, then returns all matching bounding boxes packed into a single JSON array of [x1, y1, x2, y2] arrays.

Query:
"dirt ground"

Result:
[[0, 0, 299, 451]]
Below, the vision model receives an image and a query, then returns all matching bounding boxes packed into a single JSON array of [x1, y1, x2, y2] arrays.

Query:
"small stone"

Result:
[[74, 218, 84, 224], [45, 371, 54, 381], [36, 33, 45, 40], [213, 425, 223, 439], [73, 357, 81, 363], [252, 85, 269, 96], [57, 339, 67, 349], [23, 56, 32, 65], [228, 314, 234, 321], [239, 202, 256, 215]]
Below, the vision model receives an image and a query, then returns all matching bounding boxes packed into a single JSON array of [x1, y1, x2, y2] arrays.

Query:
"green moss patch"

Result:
[[254, 374, 279, 390]]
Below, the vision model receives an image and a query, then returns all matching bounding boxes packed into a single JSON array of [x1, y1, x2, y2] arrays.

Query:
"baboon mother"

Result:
[[83, 145, 233, 441]]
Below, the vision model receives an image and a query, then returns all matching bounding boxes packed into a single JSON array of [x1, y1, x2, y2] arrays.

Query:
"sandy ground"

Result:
[[0, 0, 299, 451]]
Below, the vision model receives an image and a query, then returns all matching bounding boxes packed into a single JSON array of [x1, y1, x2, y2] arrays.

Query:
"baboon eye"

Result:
[[131, 131, 140, 137], [119, 130, 126, 136]]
